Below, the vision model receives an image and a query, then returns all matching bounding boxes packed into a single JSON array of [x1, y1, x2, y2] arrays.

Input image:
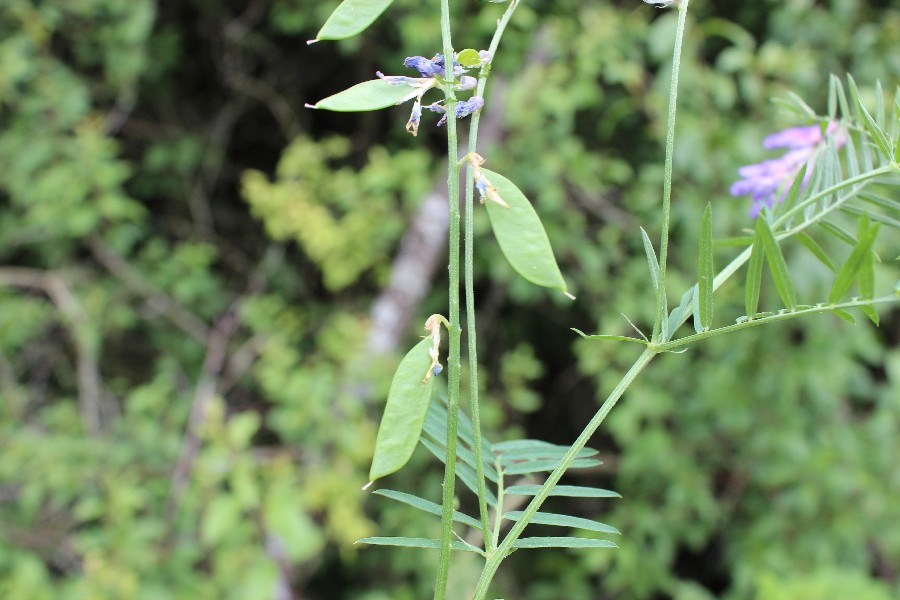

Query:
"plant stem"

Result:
[[463, 0, 521, 553], [435, 0, 460, 596], [651, 0, 690, 343], [472, 348, 657, 599]]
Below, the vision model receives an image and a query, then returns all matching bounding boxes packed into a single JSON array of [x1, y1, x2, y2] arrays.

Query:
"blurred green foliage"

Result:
[[0, 0, 897, 598]]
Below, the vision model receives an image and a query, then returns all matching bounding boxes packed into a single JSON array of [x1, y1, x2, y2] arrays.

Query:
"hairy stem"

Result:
[[464, 0, 521, 553], [435, 0, 460, 596], [473, 349, 657, 599], [652, 0, 690, 343]]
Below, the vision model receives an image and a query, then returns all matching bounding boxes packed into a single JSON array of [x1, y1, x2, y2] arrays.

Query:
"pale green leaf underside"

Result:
[[504, 484, 621, 498], [357, 537, 482, 553], [482, 169, 569, 294], [504, 511, 619, 535], [511, 537, 618, 549], [503, 458, 602, 475], [316, 0, 394, 41], [368, 337, 434, 481], [314, 79, 413, 112], [373, 489, 482, 530]]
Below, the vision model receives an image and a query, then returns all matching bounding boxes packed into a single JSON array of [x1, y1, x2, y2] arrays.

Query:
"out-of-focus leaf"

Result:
[[828, 215, 880, 303], [315, 0, 394, 41], [357, 537, 483, 553], [756, 216, 797, 310], [697, 203, 714, 332]]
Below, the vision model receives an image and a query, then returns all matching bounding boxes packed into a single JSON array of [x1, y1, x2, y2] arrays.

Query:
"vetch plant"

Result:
[[308, 0, 900, 597]]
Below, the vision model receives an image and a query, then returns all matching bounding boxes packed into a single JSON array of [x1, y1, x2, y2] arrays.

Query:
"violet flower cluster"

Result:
[[377, 52, 490, 136], [730, 122, 844, 217]]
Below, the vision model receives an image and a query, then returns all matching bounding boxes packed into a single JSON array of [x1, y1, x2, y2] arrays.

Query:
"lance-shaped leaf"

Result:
[[756, 216, 797, 310], [847, 75, 893, 160], [640, 227, 660, 291], [697, 203, 714, 332], [369, 337, 435, 482], [312, 79, 415, 112], [315, 0, 394, 41], [505, 484, 620, 498], [482, 169, 571, 297], [511, 537, 617, 550], [357, 537, 482, 553], [373, 489, 482, 530], [828, 215, 881, 304], [504, 511, 619, 535], [795, 231, 836, 273]]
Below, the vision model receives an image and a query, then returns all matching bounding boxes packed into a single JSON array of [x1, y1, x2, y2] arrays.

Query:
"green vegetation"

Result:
[[0, 0, 898, 598]]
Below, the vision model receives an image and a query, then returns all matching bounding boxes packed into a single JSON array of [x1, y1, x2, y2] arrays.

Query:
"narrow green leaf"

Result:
[[819, 220, 857, 246], [498, 445, 598, 464], [857, 192, 900, 213], [357, 537, 482, 553], [503, 458, 602, 475], [845, 129, 861, 178], [830, 74, 852, 120], [859, 245, 876, 300], [511, 537, 617, 550], [313, 79, 415, 112], [698, 203, 714, 331], [482, 169, 570, 296], [841, 206, 900, 230], [503, 511, 619, 535], [373, 489, 482, 530], [829, 218, 881, 303], [505, 484, 621, 499], [492, 439, 555, 452], [795, 232, 836, 273], [745, 232, 765, 318], [667, 287, 694, 335], [315, 0, 394, 41], [576, 334, 649, 345], [831, 308, 856, 324], [860, 305, 879, 326], [369, 337, 435, 482], [716, 236, 755, 247], [777, 162, 808, 218], [756, 217, 797, 310], [847, 75, 893, 159], [639, 226, 660, 291]]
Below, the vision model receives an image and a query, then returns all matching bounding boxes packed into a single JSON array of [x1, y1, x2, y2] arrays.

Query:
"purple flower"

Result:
[[730, 122, 843, 217], [426, 96, 485, 126], [403, 56, 443, 77]]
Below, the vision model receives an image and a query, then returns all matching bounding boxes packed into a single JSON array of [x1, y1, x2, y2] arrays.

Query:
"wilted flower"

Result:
[[427, 96, 485, 126], [729, 122, 843, 217], [380, 52, 487, 136]]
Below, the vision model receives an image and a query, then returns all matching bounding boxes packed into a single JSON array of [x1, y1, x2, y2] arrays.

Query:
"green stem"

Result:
[[435, 0, 459, 596], [652, 0, 690, 343], [472, 348, 658, 599], [463, 0, 521, 554], [654, 295, 898, 353]]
